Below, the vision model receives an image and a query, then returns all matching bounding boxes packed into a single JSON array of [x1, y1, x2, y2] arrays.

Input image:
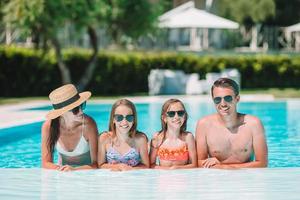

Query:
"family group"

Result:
[[41, 78, 268, 171]]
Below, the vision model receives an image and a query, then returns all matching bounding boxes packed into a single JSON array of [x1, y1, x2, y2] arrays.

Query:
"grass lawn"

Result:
[[0, 95, 132, 105], [0, 97, 48, 105], [241, 88, 300, 98], [0, 88, 300, 105]]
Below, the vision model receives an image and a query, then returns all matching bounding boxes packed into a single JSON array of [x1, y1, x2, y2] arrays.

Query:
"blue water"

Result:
[[1, 100, 300, 168]]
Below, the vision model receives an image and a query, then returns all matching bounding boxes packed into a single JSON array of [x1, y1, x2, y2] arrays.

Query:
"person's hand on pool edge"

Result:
[[58, 165, 75, 172], [112, 163, 133, 171], [202, 157, 220, 168]]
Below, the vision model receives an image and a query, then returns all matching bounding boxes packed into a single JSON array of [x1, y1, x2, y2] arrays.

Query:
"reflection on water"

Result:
[[0, 168, 299, 200]]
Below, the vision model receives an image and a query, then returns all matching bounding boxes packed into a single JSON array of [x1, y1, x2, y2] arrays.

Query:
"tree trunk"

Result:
[[51, 37, 72, 84], [5, 24, 12, 45], [77, 26, 99, 92], [250, 26, 258, 51]]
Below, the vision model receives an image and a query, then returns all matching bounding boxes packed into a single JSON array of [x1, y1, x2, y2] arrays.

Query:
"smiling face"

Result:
[[163, 102, 187, 131], [109, 99, 137, 138], [113, 105, 134, 135], [212, 86, 240, 116]]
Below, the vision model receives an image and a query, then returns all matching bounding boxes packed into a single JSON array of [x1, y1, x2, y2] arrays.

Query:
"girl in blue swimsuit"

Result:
[[98, 99, 149, 171]]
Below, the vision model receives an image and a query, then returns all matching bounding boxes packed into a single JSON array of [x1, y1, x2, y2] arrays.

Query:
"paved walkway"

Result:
[[0, 100, 49, 129], [0, 94, 275, 129]]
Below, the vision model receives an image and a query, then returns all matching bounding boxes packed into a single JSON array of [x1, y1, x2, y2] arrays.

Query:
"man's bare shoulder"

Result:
[[243, 114, 263, 126], [242, 114, 265, 136], [197, 114, 218, 126]]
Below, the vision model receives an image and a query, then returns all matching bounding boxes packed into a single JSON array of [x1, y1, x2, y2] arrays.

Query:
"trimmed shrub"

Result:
[[0, 46, 299, 97]]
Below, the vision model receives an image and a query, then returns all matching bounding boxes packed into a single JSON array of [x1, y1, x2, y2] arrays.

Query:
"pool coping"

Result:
[[0, 94, 297, 129], [1, 167, 300, 200]]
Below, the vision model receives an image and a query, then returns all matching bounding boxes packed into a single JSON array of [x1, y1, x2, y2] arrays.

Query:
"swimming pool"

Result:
[[0, 98, 300, 199], [1, 99, 300, 168]]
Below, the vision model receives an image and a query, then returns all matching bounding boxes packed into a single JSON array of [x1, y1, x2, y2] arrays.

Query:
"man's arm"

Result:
[[214, 117, 268, 168], [195, 119, 210, 167]]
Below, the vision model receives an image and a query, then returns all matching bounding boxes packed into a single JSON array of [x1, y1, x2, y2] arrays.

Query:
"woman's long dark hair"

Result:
[[48, 117, 60, 156]]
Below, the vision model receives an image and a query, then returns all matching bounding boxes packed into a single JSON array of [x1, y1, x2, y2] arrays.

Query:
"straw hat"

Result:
[[46, 84, 91, 120]]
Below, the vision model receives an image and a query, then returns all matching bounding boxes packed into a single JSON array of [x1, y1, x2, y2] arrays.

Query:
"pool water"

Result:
[[0, 100, 300, 168]]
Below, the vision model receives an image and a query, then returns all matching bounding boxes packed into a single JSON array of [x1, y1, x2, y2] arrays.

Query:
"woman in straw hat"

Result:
[[98, 99, 149, 171], [41, 84, 98, 171]]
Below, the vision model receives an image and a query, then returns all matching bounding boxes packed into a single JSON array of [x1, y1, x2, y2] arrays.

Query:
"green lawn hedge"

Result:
[[1, 46, 300, 97]]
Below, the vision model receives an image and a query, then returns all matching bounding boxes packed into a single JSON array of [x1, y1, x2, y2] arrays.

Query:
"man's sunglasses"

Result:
[[114, 114, 134, 122], [213, 95, 233, 104], [166, 110, 185, 118], [71, 102, 86, 115]]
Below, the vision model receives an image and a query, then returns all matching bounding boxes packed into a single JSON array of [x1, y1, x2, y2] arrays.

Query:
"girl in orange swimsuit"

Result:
[[150, 99, 197, 169]]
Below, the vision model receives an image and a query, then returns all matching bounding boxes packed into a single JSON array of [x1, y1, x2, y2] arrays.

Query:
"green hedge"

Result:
[[1, 46, 300, 97]]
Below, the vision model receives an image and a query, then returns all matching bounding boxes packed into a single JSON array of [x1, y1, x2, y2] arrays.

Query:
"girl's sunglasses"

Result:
[[114, 114, 134, 122], [71, 102, 86, 115], [166, 110, 185, 118], [213, 95, 233, 104]]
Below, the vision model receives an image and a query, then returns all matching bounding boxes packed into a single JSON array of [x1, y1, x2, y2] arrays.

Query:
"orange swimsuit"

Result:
[[157, 145, 189, 162]]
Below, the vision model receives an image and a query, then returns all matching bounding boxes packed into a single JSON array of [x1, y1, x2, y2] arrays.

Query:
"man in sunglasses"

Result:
[[195, 78, 268, 168]]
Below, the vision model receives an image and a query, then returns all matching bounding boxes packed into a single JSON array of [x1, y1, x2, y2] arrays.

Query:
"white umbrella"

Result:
[[286, 22, 300, 33], [159, 1, 238, 29], [285, 22, 300, 51], [158, 1, 239, 50]]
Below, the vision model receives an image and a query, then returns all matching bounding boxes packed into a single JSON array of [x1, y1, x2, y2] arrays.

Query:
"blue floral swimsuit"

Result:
[[106, 146, 141, 167]]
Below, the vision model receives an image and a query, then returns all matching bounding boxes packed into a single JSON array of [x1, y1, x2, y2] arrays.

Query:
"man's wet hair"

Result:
[[211, 78, 240, 96]]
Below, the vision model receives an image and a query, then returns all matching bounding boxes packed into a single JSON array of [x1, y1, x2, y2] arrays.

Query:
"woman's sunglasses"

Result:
[[166, 110, 185, 118], [114, 114, 134, 122], [71, 102, 86, 115], [213, 95, 233, 104]]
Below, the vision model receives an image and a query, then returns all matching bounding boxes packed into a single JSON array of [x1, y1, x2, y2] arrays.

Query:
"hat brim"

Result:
[[46, 91, 91, 120]]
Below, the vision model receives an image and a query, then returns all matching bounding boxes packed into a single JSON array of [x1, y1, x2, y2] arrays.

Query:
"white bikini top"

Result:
[[56, 116, 90, 157]]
